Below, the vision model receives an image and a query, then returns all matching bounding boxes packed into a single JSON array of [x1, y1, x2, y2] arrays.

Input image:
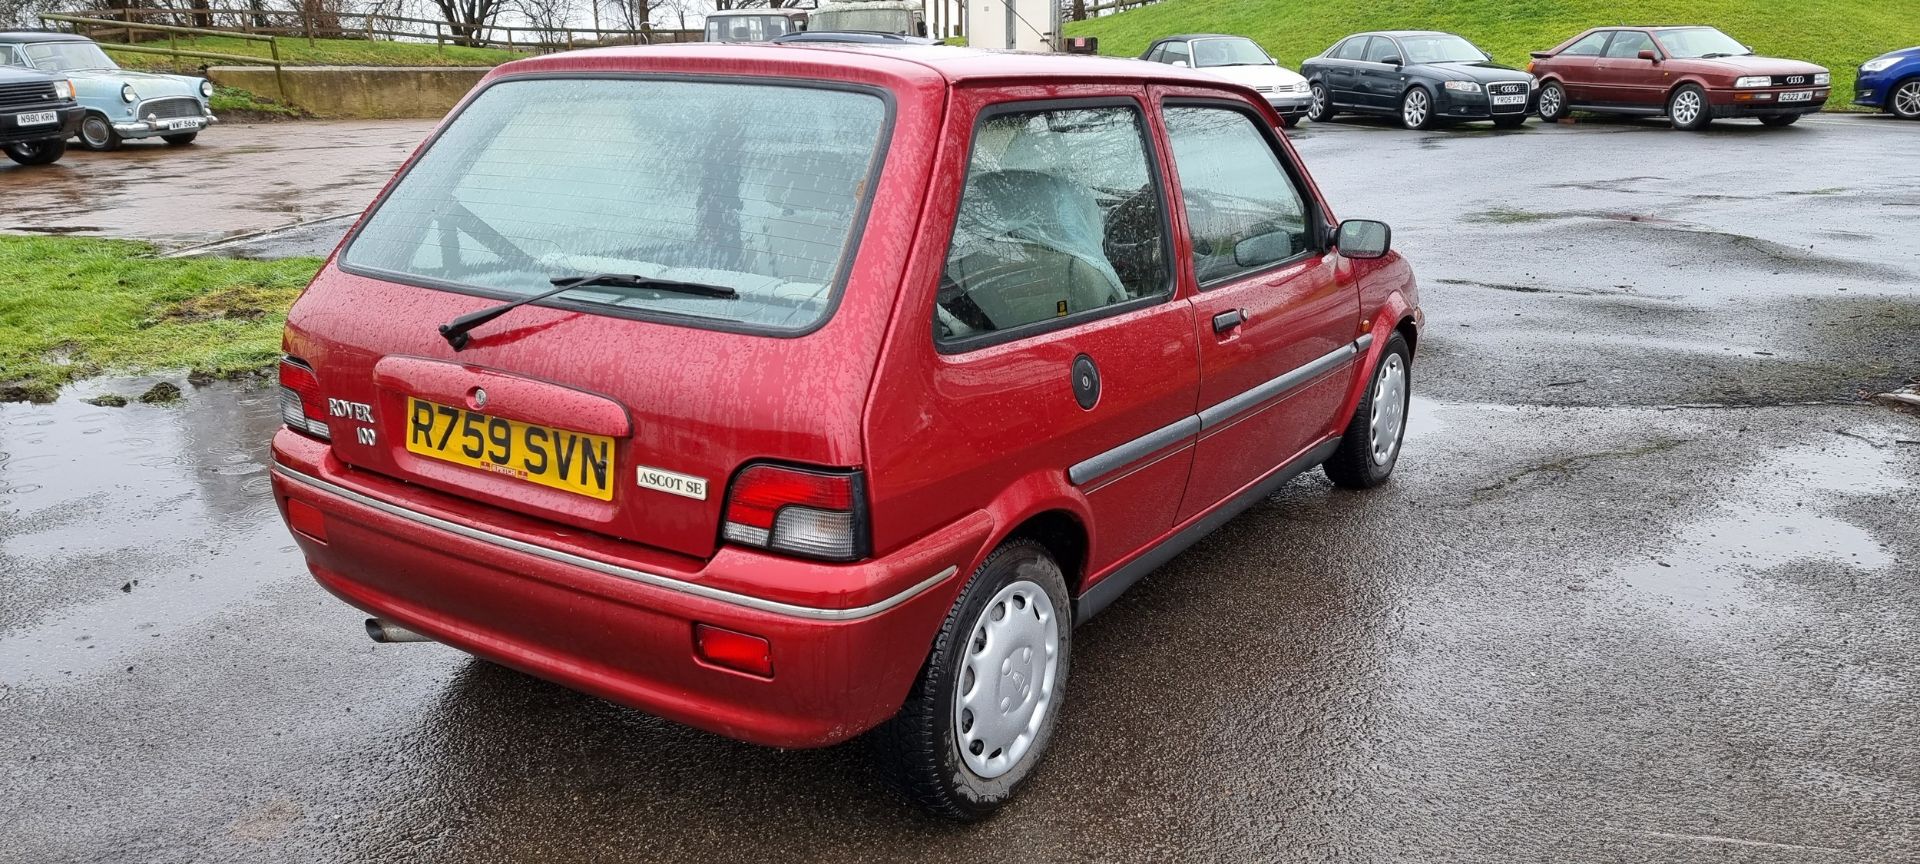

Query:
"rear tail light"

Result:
[[721, 464, 869, 562], [277, 356, 331, 440]]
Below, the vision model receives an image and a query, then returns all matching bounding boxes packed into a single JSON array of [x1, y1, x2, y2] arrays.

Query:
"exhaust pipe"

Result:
[[365, 617, 433, 644]]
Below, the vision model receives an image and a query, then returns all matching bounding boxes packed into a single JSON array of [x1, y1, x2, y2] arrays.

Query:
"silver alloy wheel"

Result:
[[79, 115, 112, 149], [954, 578, 1059, 780], [1539, 85, 1562, 118], [1403, 89, 1429, 127], [1896, 81, 1920, 119], [1670, 90, 1702, 126], [1310, 83, 1327, 118], [1369, 354, 1408, 466]]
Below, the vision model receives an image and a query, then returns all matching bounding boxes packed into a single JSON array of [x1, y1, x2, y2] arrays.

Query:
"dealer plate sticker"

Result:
[[14, 111, 57, 127], [636, 465, 708, 500]]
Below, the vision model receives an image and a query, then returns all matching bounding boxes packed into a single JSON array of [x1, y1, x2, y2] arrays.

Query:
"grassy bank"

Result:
[[111, 35, 525, 69], [0, 237, 321, 402], [1067, 0, 1920, 110]]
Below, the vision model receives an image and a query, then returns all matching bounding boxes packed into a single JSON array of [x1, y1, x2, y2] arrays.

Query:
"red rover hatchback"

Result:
[[271, 43, 1422, 817]]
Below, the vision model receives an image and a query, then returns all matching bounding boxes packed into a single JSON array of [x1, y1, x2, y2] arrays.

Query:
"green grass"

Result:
[[110, 35, 525, 69], [1067, 0, 1919, 111], [0, 237, 321, 402]]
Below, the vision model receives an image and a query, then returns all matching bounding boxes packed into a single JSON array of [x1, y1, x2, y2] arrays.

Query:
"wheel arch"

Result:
[[1005, 510, 1089, 596]]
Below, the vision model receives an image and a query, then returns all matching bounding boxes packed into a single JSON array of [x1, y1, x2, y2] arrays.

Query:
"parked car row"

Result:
[[1152, 26, 1918, 132], [0, 30, 217, 166]]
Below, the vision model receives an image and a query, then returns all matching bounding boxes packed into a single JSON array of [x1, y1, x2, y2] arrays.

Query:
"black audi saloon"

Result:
[[1302, 30, 1536, 129]]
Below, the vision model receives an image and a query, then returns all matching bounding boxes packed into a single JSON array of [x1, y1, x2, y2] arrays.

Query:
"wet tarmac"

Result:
[[3, 115, 1918, 863], [0, 119, 436, 253]]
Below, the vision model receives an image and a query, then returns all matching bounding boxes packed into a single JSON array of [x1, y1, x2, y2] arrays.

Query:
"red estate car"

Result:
[[270, 43, 1421, 817], [1530, 26, 1830, 130]]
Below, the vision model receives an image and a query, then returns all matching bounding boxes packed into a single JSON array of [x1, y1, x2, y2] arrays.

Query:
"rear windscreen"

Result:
[[341, 78, 888, 333]]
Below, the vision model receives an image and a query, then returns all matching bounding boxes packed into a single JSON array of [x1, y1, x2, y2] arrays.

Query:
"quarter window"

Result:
[[935, 105, 1170, 345], [1562, 31, 1610, 57], [1163, 106, 1312, 285]]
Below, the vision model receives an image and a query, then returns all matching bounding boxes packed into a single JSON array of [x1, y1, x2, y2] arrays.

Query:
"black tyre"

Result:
[[1493, 114, 1527, 129], [4, 137, 65, 166], [162, 132, 198, 145], [77, 114, 121, 151], [1307, 81, 1336, 122], [1888, 77, 1920, 120], [1324, 332, 1412, 489], [1667, 84, 1711, 131], [1758, 114, 1800, 127], [874, 538, 1071, 820], [1399, 86, 1437, 130], [1537, 80, 1570, 121]]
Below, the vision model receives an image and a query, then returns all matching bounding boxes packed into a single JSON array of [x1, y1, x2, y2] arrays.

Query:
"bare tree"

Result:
[[650, 0, 697, 30], [428, 0, 509, 45]]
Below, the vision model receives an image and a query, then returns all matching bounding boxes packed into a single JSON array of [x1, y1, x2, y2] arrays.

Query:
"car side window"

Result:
[[1334, 37, 1371, 61], [1603, 31, 1655, 59], [935, 105, 1170, 346], [1162, 41, 1190, 66], [1, 46, 21, 67], [1163, 106, 1312, 286], [1562, 31, 1610, 57], [1363, 37, 1400, 64], [1145, 44, 1164, 63]]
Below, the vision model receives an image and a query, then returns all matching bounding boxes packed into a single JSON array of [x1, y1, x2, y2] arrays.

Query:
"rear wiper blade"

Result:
[[438, 273, 737, 351]]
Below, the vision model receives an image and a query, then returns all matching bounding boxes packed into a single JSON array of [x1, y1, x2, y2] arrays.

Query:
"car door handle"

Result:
[[1212, 309, 1245, 333]]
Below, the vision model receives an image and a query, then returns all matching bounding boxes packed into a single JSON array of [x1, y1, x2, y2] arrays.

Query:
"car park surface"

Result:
[[4, 110, 1916, 859]]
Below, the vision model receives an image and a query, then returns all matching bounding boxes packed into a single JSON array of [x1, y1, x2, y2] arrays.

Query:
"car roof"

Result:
[[1352, 31, 1455, 39], [503, 43, 1240, 89], [0, 30, 91, 43], [1154, 34, 1259, 43]]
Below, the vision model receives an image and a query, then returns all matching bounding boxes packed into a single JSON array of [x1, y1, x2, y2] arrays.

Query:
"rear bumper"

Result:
[[1708, 88, 1827, 117], [271, 431, 989, 748], [0, 104, 81, 145]]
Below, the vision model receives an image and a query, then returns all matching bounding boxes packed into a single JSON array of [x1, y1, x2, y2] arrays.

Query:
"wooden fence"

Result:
[[68, 7, 697, 52]]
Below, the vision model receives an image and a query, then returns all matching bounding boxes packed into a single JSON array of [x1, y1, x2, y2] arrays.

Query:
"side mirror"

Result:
[[1382, 55, 1403, 66], [1637, 49, 1658, 62], [1171, 59, 1189, 68], [1336, 219, 1391, 259], [916, 21, 928, 37], [1233, 231, 1294, 268]]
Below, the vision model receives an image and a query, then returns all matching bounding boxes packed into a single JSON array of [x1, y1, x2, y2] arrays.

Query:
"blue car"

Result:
[[1855, 47, 1920, 120], [0, 31, 215, 150]]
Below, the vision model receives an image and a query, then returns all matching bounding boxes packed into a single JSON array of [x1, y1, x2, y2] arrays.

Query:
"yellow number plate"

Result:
[[404, 397, 617, 501]]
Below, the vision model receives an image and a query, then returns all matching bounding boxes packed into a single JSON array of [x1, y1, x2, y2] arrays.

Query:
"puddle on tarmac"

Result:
[[1615, 431, 1905, 630], [0, 376, 301, 688]]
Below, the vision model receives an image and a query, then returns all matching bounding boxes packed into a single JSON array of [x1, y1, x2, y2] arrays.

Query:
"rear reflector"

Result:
[[721, 464, 868, 561], [277, 357, 330, 440], [286, 498, 327, 542], [694, 624, 772, 678]]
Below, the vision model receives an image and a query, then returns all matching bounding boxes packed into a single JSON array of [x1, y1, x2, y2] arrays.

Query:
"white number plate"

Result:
[[1492, 94, 1528, 106], [159, 117, 203, 131], [1778, 91, 1814, 103], [14, 111, 57, 127]]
